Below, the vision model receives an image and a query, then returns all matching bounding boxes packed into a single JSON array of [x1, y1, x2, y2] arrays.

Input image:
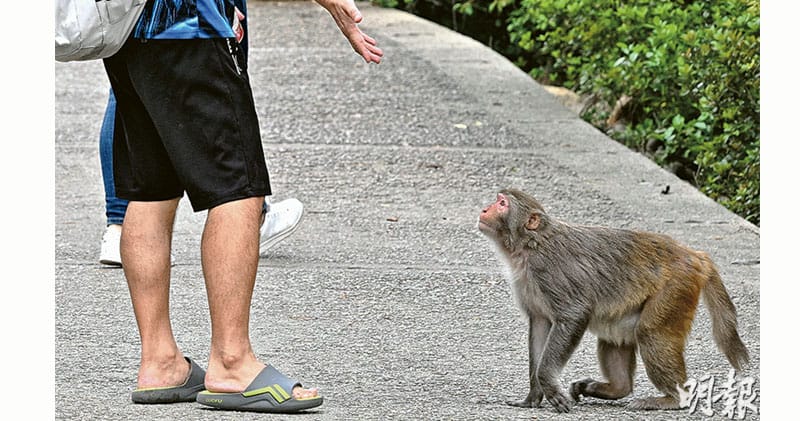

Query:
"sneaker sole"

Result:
[[259, 210, 304, 256], [99, 259, 122, 267], [99, 257, 174, 267]]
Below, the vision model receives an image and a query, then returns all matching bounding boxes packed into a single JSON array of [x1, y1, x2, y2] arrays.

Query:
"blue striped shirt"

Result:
[[133, 0, 236, 39]]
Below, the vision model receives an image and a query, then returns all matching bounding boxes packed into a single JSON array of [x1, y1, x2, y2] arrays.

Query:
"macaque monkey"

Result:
[[477, 188, 749, 412]]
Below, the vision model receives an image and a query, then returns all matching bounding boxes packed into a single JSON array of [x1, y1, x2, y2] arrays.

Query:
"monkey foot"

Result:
[[627, 396, 681, 410], [569, 378, 592, 402]]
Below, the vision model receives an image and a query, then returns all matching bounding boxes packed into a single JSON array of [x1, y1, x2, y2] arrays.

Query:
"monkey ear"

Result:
[[525, 213, 540, 231]]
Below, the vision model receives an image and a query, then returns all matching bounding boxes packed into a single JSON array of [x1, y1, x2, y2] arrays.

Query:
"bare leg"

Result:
[[121, 199, 189, 388], [201, 197, 317, 399]]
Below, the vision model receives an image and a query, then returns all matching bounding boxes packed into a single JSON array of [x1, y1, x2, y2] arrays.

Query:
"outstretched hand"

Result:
[[315, 0, 383, 64]]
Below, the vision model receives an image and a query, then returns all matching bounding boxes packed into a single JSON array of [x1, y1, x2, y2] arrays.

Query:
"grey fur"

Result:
[[478, 188, 749, 413]]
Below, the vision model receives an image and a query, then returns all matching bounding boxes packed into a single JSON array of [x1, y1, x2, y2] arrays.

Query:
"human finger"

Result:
[[365, 42, 383, 59], [363, 33, 378, 46]]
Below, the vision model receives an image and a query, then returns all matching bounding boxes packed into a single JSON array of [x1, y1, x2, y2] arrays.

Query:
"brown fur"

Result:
[[478, 189, 749, 412]]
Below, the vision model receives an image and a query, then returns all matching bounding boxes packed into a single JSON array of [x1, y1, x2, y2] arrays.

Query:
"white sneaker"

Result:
[[99, 224, 123, 267], [259, 198, 304, 256], [98, 223, 176, 267]]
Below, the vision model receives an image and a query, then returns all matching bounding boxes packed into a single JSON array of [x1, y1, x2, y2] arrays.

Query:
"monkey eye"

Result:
[[499, 200, 506, 206]]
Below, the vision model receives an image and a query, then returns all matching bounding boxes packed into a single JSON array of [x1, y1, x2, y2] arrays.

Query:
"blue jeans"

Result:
[[100, 90, 128, 226]]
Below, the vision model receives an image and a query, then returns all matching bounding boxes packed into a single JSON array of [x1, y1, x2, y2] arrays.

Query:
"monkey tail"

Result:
[[701, 257, 750, 371]]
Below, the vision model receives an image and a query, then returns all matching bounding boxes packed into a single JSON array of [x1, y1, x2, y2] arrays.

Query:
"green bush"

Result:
[[376, 0, 760, 225]]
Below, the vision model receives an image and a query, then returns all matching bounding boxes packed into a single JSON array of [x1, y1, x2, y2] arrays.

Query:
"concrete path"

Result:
[[54, 1, 760, 419]]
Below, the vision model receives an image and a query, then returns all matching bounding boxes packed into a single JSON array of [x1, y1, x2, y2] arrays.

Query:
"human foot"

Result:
[[204, 361, 318, 400], [198, 364, 323, 413], [136, 354, 191, 390], [132, 357, 206, 404]]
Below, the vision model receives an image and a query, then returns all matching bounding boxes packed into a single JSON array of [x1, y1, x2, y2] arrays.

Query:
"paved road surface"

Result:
[[54, 2, 760, 419]]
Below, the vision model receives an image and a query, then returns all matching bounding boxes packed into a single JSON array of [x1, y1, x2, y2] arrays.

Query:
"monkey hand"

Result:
[[544, 390, 573, 413], [505, 388, 543, 408]]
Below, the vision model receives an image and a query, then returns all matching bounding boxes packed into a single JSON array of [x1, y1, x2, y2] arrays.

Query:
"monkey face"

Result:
[[478, 193, 509, 236]]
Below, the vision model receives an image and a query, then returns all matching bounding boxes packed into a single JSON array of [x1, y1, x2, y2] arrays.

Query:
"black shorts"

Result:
[[103, 36, 270, 212]]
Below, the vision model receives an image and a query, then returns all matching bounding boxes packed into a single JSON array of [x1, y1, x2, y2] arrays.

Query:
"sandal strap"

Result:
[[243, 365, 301, 402]]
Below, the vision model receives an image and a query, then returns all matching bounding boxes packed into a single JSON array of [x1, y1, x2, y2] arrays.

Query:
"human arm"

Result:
[[314, 0, 383, 63]]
